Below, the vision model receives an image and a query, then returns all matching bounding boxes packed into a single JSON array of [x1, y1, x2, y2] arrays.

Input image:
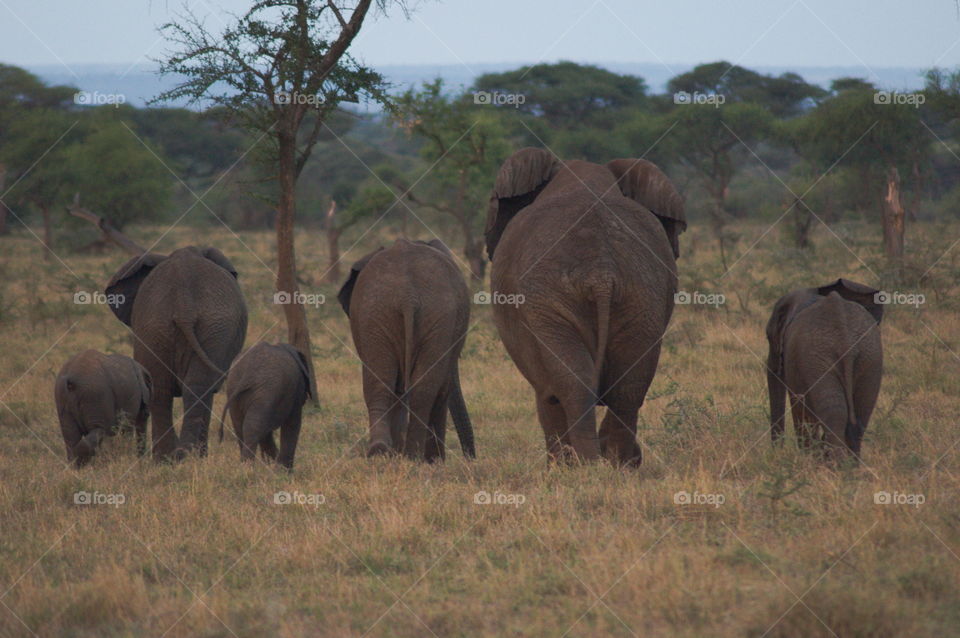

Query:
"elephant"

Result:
[[337, 239, 476, 461], [484, 148, 686, 466], [54, 349, 152, 467], [766, 278, 883, 457], [105, 246, 248, 461], [218, 342, 311, 470]]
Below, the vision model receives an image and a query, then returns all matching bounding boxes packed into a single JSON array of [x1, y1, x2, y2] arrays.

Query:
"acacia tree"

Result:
[[156, 0, 402, 398], [392, 79, 509, 282], [787, 87, 927, 260]]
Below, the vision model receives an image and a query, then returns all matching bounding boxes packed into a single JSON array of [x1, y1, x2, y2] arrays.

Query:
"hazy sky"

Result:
[[1, 0, 959, 78]]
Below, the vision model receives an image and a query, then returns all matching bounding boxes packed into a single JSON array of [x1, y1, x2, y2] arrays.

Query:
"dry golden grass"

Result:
[[1, 218, 959, 637]]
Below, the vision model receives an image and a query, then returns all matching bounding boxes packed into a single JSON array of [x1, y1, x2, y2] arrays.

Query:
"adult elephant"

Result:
[[485, 148, 685, 466], [338, 239, 475, 461], [766, 279, 883, 456], [105, 246, 248, 461]]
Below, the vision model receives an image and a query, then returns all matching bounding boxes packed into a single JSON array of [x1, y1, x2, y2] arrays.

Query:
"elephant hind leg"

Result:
[[403, 380, 442, 460], [536, 393, 568, 464], [789, 393, 817, 450], [803, 385, 849, 460], [362, 364, 402, 456], [149, 388, 177, 462], [277, 412, 302, 470], [424, 388, 448, 464], [260, 431, 278, 461], [599, 403, 641, 468], [557, 387, 599, 464], [134, 406, 149, 457], [179, 384, 215, 458]]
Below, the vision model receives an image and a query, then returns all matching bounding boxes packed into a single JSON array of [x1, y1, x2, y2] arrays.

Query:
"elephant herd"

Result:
[[53, 148, 884, 470]]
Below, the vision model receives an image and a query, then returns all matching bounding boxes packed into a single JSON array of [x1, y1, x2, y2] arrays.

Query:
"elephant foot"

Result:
[[367, 441, 392, 458]]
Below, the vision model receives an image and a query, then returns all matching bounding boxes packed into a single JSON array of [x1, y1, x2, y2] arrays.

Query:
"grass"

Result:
[[0, 218, 959, 637]]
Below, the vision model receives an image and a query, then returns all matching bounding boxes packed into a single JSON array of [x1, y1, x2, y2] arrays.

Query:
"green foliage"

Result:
[[787, 88, 926, 172], [473, 61, 648, 129], [667, 61, 826, 117], [390, 79, 511, 253], [61, 117, 172, 229]]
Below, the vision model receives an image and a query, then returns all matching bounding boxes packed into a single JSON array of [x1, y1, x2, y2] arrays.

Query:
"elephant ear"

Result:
[[278, 344, 312, 399], [104, 253, 167, 326], [337, 248, 384, 317], [200, 246, 239, 279], [606, 158, 686, 259], [817, 278, 883, 324], [484, 147, 560, 259]]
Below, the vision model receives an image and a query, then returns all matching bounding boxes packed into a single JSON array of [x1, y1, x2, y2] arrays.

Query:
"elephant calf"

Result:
[[766, 279, 883, 458], [219, 342, 311, 469], [55, 350, 152, 467], [338, 239, 476, 461]]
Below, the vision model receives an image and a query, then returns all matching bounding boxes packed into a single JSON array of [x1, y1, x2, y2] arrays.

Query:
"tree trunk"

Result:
[[882, 166, 905, 260], [40, 203, 53, 261], [464, 239, 485, 284], [277, 135, 319, 403], [324, 199, 342, 284], [67, 194, 147, 255]]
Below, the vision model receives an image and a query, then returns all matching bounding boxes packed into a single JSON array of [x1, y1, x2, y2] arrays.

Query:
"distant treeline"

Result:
[[2, 60, 959, 259]]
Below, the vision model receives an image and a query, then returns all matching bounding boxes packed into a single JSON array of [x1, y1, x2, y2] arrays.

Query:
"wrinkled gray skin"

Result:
[[55, 349, 152, 467], [218, 342, 311, 470], [105, 246, 248, 462], [485, 148, 686, 466], [338, 239, 475, 461], [766, 279, 884, 458]]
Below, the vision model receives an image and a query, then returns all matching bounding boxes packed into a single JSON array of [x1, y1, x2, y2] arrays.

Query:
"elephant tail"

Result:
[[840, 340, 862, 453], [402, 305, 416, 400], [591, 281, 613, 396], [448, 359, 476, 459], [175, 318, 225, 377]]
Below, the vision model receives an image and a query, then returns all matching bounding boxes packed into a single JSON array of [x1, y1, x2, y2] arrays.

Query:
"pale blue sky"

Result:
[[1, 0, 959, 79]]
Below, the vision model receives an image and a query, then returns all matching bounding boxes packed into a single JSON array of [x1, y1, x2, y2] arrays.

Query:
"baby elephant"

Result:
[[338, 239, 475, 461], [55, 350, 152, 467], [766, 279, 883, 458], [218, 342, 311, 469]]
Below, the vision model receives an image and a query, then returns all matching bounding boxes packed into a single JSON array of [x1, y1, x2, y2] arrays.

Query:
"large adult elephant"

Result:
[[105, 246, 248, 461], [485, 148, 685, 466], [337, 239, 475, 461], [766, 278, 883, 457]]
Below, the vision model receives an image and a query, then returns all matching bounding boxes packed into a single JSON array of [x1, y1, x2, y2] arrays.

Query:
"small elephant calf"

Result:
[[766, 279, 883, 458], [218, 342, 311, 469], [55, 349, 152, 467]]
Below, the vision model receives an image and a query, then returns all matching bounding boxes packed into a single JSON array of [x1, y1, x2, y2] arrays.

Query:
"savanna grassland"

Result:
[[1, 218, 959, 638]]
